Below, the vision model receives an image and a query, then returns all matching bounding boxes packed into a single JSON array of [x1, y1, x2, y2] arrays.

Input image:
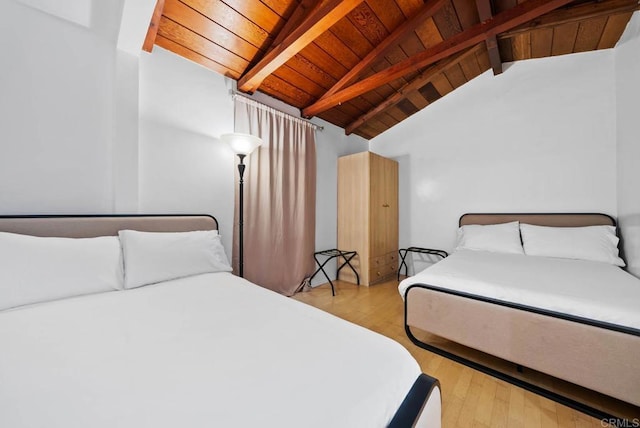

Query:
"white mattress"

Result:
[[0, 273, 432, 428], [399, 250, 640, 330]]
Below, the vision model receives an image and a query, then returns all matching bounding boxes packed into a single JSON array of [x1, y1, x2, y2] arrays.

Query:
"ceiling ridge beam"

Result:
[[142, 0, 166, 52], [237, 0, 364, 93], [302, 0, 577, 118], [476, 0, 503, 75], [345, 44, 483, 135], [319, 0, 447, 101], [500, 0, 640, 39]]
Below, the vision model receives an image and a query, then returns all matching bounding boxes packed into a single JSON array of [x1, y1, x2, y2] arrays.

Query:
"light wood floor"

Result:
[[292, 278, 639, 427]]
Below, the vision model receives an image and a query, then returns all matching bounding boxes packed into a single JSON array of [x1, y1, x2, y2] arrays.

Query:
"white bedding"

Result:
[[399, 250, 640, 330], [0, 273, 429, 428]]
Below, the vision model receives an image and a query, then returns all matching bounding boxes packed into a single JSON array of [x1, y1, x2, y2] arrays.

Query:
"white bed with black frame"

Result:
[[399, 213, 640, 420], [0, 214, 440, 428]]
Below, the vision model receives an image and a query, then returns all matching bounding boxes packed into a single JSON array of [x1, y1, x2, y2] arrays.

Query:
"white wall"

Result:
[[138, 47, 368, 272], [0, 0, 126, 215], [615, 12, 640, 277], [138, 47, 236, 254], [370, 51, 617, 269]]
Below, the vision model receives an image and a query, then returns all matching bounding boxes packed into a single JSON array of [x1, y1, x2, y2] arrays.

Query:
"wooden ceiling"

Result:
[[143, 0, 639, 139]]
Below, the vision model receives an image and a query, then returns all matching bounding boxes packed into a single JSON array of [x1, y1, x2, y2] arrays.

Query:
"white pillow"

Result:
[[520, 223, 625, 266], [0, 232, 123, 311], [118, 230, 232, 289], [456, 221, 524, 254]]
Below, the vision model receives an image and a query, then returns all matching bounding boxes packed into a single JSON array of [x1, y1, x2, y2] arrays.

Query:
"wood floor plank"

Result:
[[292, 279, 639, 425]]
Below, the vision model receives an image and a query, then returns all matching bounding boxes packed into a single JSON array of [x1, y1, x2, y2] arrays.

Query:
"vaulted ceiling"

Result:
[[143, 0, 639, 139]]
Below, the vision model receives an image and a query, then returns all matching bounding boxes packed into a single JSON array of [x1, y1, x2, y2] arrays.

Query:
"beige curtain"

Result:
[[232, 96, 316, 296]]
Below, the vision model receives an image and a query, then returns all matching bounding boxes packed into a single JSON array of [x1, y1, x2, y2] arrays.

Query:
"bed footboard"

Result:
[[389, 373, 441, 428], [404, 284, 640, 417]]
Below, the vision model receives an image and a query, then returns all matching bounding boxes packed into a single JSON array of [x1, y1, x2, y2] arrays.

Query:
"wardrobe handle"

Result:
[[382, 203, 390, 208]]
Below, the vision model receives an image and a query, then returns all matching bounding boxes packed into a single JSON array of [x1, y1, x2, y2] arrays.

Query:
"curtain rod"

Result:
[[230, 91, 324, 131]]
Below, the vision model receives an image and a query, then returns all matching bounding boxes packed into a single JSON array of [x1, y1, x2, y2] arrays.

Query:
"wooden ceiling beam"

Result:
[[501, 0, 640, 39], [320, 0, 447, 100], [237, 0, 363, 93], [476, 0, 502, 75], [303, 0, 577, 117], [345, 44, 483, 135], [142, 0, 166, 52], [267, 0, 321, 53]]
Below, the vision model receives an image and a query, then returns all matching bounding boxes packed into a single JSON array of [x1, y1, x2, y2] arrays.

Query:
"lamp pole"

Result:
[[237, 154, 246, 278], [221, 132, 262, 279]]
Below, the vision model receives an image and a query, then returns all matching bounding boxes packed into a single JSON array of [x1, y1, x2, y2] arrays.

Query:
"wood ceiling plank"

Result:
[[328, 18, 374, 58], [433, 0, 464, 39], [348, 3, 390, 45], [158, 17, 249, 74], [405, 91, 430, 109], [445, 63, 467, 87], [262, 74, 315, 105], [511, 32, 532, 59], [344, 45, 481, 134], [396, 98, 419, 116], [383, 45, 414, 74], [531, 27, 554, 57], [155, 34, 240, 79], [453, 0, 481, 29], [287, 53, 337, 89], [330, 103, 362, 121], [375, 112, 400, 128], [597, 12, 634, 48], [143, 0, 165, 52], [349, 96, 376, 113], [431, 73, 455, 96], [303, 0, 576, 117], [459, 54, 482, 79], [573, 17, 607, 52], [415, 17, 445, 48], [182, 0, 270, 50], [318, 0, 447, 99], [551, 22, 579, 55], [273, 64, 327, 98], [238, 0, 363, 92], [368, 0, 407, 32], [365, 117, 391, 134], [386, 105, 408, 122], [401, 33, 428, 56], [475, 47, 491, 71], [314, 30, 361, 69], [418, 82, 443, 102], [300, 43, 350, 80], [395, 0, 428, 17], [163, 0, 260, 61], [501, 0, 640, 38], [361, 91, 386, 106], [319, 109, 350, 127], [222, 0, 284, 32]]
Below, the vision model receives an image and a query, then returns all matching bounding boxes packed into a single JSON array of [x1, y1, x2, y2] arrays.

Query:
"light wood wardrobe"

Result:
[[337, 151, 399, 286]]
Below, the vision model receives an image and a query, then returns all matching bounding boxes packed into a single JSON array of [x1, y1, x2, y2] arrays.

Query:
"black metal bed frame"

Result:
[[402, 212, 639, 421]]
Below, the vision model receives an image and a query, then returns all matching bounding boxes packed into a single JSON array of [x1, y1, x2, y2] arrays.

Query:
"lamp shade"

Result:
[[221, 133, 263, 156]]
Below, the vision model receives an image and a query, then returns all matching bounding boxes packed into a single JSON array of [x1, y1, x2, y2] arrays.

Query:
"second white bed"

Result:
[[400, 249, 640, 330]]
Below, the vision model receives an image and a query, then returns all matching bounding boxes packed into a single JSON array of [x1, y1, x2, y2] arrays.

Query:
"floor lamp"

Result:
[[221, 133, 263, 278]]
